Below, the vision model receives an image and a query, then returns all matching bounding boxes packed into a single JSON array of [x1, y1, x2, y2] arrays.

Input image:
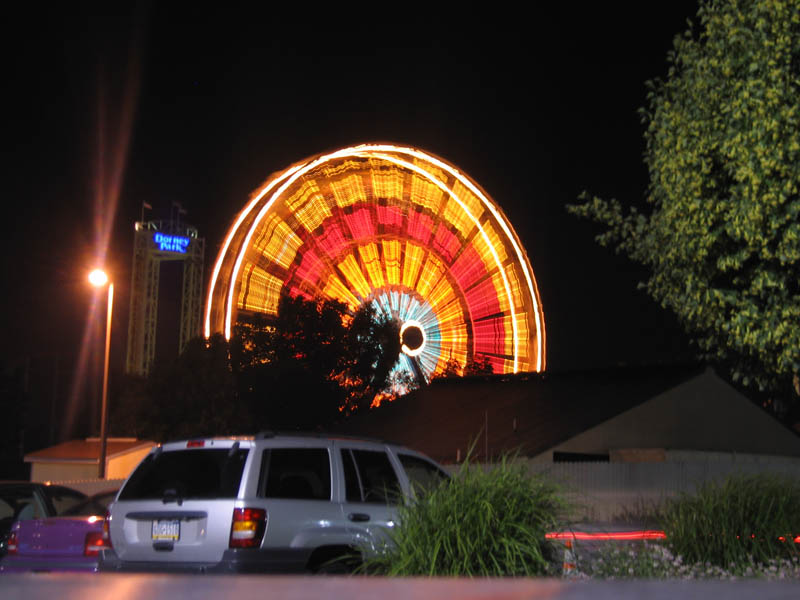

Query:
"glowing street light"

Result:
[[88, 268, 113, 479]]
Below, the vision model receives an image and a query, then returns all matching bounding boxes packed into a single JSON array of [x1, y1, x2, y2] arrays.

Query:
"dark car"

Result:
[[1, 489, 117, 573], [0, 482, 87, 557]]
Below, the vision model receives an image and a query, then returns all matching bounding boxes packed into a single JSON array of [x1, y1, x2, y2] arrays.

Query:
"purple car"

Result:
[[0, 490, 116, 573]]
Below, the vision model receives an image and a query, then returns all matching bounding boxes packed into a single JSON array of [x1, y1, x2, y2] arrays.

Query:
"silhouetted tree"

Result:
[[0, 363, 29, 478], [112, 334, 242, 442], [231, 295, 401, 430], [464, 355, 495, 377]]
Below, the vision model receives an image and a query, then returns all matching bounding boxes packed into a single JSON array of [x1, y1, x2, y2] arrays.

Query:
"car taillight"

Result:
[[6, 531, 18, 555], [84, 530, 110, 557], [229, 507, 266, 549]]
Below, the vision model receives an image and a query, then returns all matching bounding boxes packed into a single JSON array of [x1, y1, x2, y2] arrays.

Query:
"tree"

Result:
[[231, 295, 401, 430], [568, 0, 800, 410], [111, 334, 242, 441]]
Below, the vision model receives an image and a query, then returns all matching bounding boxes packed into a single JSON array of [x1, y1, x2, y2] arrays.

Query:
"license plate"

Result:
[[152, 519, 180, 541]]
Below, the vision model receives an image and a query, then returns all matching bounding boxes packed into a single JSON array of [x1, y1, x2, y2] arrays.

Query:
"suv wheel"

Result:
[[308, 546, 361, 574]]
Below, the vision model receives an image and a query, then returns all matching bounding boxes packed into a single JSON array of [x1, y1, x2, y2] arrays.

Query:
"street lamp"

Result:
[[89, 268, 113, 479]]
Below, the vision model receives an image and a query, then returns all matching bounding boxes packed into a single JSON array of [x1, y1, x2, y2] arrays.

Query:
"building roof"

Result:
[[334, 364, 799, 464], [24, 438, 155, 464]]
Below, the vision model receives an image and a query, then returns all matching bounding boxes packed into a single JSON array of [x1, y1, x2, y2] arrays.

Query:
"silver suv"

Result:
[[99, 432, 448, 573]]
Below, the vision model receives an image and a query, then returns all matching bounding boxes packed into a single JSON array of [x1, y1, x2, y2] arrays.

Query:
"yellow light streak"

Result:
[[330, 174, 367, 208], [238, 263, 282, 315], [337, 253, 371, 300], [253, 215, 302, 270], [204, 162, 303, 338], [370, 168, 405, 203], [416, 254, 445, 298], [323, 274, 359, 309], [382, 239, 401, 285], [358, 243, 385, 289], [410, 173, 444, 214], [402, 242, 424, 290]]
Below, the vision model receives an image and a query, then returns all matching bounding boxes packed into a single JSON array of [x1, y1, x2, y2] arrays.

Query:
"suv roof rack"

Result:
[[254, 430, 402, 446]]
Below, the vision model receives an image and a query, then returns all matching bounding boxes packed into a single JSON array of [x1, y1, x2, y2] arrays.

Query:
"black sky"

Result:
[[5, 3, 700, 379]]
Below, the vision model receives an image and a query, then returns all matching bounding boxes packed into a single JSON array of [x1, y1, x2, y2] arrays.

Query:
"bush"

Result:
[[361, 454, 567, 576], [660, 474, 800, 568]]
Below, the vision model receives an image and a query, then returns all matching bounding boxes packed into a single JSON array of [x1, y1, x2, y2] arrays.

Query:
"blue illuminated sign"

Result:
[[154, 232, 190, 253]]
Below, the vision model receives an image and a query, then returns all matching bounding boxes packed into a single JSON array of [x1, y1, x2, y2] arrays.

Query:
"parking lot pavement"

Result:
[[2, 573, 799, 600]]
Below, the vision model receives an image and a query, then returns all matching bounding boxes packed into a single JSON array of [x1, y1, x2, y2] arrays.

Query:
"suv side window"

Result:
[[398, 454, 449, 495], [341, 449, 401, 504], [259, 448, 331, 500]]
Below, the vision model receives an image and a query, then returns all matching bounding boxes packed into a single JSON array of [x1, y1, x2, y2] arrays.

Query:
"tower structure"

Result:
[[126, 218, 205, 376]]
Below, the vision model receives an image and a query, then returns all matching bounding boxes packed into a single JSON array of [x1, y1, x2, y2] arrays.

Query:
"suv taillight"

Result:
[[229, 508, 266, 548], [6, 531, 18, 555]]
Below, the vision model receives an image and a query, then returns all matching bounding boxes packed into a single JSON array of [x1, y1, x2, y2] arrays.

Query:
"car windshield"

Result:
[[118, 448, 250, 501]]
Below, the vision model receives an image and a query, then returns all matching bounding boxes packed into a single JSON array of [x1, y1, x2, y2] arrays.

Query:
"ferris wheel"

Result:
[[205, 144, 546, 383]]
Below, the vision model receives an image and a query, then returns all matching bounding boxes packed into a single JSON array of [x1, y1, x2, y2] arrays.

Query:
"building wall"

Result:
[[107, 446, 153, 480], [532, 369, 800, 462], [526, 455, 800, 521], [30, 462, 97, 482]]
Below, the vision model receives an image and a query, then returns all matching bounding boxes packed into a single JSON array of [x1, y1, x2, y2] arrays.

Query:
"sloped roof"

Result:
[[334, 364, 708, 464], [24, 438, 155, 464]]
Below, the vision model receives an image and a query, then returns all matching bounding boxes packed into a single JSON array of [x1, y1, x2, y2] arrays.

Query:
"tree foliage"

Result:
[[111, 334, 242, 441], [432, 355, 496, 380], [569, 0, 800, 404], [111, 296, 402, 440], [231, 295, 401, 430]]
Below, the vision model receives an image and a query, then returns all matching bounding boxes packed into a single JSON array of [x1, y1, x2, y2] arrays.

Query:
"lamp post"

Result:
[[89, 268, 113, 479]]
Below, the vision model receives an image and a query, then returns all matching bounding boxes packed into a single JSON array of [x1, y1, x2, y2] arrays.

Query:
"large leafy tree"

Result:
[[231, 295, 402, 430], [569, 0, 800, 408]]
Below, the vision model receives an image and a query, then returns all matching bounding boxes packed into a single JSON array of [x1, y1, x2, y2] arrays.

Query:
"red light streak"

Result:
[[545, 530, 667, 541]]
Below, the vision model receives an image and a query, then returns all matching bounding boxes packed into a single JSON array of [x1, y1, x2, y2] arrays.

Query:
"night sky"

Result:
[[5, 3, 701, 394]]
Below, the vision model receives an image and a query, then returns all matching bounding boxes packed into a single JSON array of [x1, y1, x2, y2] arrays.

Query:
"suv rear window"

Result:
[[119, 448, 249, 501], [259, 448, 331, 500]]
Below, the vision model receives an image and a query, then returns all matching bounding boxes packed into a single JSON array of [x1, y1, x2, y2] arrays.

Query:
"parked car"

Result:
[[0, 489, 118, 573], [100, 432, 449, 573], [0, 482, 87, 558]]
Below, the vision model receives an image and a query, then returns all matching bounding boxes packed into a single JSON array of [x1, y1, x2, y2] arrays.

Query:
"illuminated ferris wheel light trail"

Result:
[[367, 152, 520, 372], [206, 143, 546, 379], [360, 144, 545, 373], [204, 162, 304, 338], [400, 319, 426, 357]]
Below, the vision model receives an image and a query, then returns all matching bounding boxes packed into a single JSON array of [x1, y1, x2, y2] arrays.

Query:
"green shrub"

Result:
[[660, 474, 800, 568], [361, 454, 567, 576]]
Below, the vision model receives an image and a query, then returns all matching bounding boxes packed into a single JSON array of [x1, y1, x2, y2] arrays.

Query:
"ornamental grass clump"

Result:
[[660, 474, 800, 569], [362, 454, 567, 576]]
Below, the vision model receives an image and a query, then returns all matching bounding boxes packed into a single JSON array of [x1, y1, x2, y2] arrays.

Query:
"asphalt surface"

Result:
[[2, 573, 800, 599]]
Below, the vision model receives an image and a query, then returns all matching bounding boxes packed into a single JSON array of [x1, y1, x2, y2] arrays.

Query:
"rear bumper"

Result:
[[98, 547, 310, 574], [0, 556, 99, 573]]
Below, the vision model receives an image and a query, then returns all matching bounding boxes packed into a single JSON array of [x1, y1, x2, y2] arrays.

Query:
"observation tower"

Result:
[[206, 144, 545, 384], [126, 216, 205, 376]]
